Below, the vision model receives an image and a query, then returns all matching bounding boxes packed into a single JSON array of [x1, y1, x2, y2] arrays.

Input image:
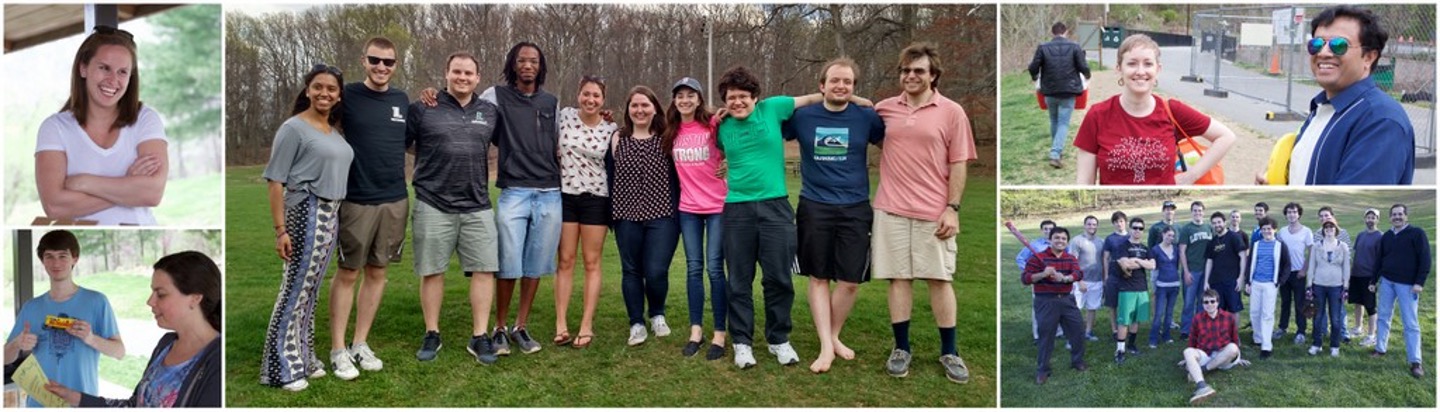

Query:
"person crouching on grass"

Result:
[[1182, 288, 1249, 405]]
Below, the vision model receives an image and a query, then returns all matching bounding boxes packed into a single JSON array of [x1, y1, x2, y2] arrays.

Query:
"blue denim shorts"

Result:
[[496, 187, 563, 279]]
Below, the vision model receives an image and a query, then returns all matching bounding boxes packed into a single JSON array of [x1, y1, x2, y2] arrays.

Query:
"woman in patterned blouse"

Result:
[[554, 76, 619, 349]]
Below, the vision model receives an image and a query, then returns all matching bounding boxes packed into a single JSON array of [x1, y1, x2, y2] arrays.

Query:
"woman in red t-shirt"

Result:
[[1073, 34, 1237, 185]]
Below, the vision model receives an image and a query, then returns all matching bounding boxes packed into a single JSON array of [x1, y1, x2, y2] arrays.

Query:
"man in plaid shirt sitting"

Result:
[[1182, 289, 1249, 405]]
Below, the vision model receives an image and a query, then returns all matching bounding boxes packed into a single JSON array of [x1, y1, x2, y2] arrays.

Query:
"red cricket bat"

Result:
[[1004, 220, 1042, 256]]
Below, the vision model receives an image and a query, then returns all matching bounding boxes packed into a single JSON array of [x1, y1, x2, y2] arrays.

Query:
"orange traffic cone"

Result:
[[1269, 50, 1281, 75]]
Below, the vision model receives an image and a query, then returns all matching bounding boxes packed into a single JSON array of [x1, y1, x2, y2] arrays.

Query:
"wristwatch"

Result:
[[947, 203, 961, 212]]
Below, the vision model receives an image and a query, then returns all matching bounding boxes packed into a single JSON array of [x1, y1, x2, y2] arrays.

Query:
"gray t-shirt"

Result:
[[1072, 233, 1104, 282], [263, 116, 354, 209]]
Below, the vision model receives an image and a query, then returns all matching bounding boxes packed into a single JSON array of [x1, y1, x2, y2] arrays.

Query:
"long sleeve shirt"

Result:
[[1022, 250, 1082, 295], [1307, 242, 1351, 288], [1188, 310, 1238, 353]]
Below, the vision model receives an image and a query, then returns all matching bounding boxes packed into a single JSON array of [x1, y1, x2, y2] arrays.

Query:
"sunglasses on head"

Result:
[[92, 25, 134, 41], [311, 63, 343, 77], [1307, 36, 1351, 56], [366, 55, 397, 67]]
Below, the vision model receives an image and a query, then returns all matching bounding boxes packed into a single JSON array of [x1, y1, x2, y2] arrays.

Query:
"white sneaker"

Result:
[[351, 343, 383, 371], [1331, 348, 1340, 357], [281, 379, 309, 392], [1307, 346, 1320, 356], [734, 343, 757, 369], [331, 349, 359, 380], [307, 367, 327, 379], [768, 342, 800, 365], [651, 315, 671, 337], [1361, 335, 1377, 347], [627, 323, 648, 346]]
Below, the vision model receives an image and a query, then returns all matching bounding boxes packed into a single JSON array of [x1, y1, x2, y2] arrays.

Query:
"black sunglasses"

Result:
[[366, 55, 397, 67], [311, 63, 343, 77], [1130, 225, 1145, 230], [92, 25, 134, 41], [899, 67, 929, 76], [1202, 300, 1218, 304]]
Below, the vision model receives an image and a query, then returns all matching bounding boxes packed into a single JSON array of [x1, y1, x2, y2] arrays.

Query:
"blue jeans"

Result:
[[1179, 271, 1205, 334], [1311, 285, 1345, 348], [680, 212, 727, 330], [1149, 286, 1179, 345], [1376, 277, 1422, 363], [495, 187, 562, 279], [1044, 95, 1076, 160], [614, 216, 680, 326]]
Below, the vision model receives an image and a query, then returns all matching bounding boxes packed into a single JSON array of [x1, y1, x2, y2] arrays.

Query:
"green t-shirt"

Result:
[[1178, 221, 1212, 273], [717, 95, 795, 203]]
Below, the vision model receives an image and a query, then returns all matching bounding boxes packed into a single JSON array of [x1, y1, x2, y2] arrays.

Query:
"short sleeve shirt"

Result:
[[612, 135, 674, 221], [1277, 225, 1314, 272], [262, 116, 354, 209], [36, 107, 168, 225], [783, 104, 885, 205], [1071, 234, 1104, 282], [672, 120, 727, 214], [1114, 240, 1152, 292], [339, 82, 410, 204], [1178, 222, 1213, 273], [874, 93, 976, 221], [558, 107, 618, 196], [1073, 95, 1211, 185], [717, 96, 794, 203], [8, 288, 119, 408], [1204, 231, 1248, 285]]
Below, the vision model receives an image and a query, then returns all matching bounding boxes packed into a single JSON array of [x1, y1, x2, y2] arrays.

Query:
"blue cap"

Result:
[[672, 77, 703, 96]]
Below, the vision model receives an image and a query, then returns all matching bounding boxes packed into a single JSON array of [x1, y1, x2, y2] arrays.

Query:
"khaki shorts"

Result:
[[871, 210, 956, 281], [337, 198, 409, 270], [412, 201, 500, 276]]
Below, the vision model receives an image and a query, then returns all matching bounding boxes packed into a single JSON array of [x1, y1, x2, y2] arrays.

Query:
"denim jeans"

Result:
[[1179, 272, 1205, 334], [680, 212, 727, 330], [1044, 95, 1076, 160], [614, 216, 680, 326], [495, 187, 562, 279], [1149, 286, 1179, 345], [1376, 277, 1422, 363], [1311, 285, 1345, 348]]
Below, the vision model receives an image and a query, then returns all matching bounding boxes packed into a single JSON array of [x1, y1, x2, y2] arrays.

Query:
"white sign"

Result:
[[1241, 22, 1275, 47], [1272, 8, 1306, 45]]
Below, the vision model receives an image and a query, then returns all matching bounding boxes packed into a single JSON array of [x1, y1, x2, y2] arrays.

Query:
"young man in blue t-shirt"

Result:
[[6, 230, 124, 407]]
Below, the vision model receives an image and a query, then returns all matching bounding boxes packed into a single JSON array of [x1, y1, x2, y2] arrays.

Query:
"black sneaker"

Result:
[[682, 341, 702, 357], [492, 327, 512, 356], [416, 331, 442, 361], [705, 344, 726, 361], [1260, 350, 1273, 359], [1128, 346, 1142, 356], [468, 335, 499, 365], [1114, 350, 1126, 365]]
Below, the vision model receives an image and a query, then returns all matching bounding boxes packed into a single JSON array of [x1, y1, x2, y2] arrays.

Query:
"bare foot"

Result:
[[834, 339, 855, 360], [810, 351, 835, 373]]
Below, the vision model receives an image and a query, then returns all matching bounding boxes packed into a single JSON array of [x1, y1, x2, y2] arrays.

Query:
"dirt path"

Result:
[[1078, 69, 1272, 185]]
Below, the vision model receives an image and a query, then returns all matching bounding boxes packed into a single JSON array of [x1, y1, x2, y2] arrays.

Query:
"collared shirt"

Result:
[[1188, 309, 1238, 353], [1022, 249, 1082, 295], [874, 92, 976, 221], [1292, 77, 1414, 184]]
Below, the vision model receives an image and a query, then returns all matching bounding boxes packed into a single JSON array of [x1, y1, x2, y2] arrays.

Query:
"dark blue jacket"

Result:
[[1379, 225, 1431, 287], [1028, 36, 1089, 97], [1294, 77, 1414, 184]]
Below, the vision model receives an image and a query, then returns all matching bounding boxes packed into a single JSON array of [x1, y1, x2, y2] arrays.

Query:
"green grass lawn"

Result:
[[224, 165, 996, 407], [998, 71, 1060, 186], [999, 189, 1437, 407]]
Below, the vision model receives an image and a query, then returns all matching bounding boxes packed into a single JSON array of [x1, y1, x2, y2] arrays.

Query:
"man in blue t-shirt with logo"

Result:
[[6, 230, 124, 407], [782, 57, 883, 374]]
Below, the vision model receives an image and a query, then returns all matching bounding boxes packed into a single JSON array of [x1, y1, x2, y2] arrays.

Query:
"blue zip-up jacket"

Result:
[[1293, 77, 1414, 184]]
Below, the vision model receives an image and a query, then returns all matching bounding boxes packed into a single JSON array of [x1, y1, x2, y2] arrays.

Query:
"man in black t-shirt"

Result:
[[1204, 212, 1249, 316]]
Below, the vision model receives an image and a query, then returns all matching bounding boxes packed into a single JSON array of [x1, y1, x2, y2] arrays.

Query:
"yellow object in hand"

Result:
[[1265, 132, 1297, 185]]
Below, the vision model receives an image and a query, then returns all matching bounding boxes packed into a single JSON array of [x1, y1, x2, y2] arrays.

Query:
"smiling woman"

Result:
[[35, 26, 169, 225]]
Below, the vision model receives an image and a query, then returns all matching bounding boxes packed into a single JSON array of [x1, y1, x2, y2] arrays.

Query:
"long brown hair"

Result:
[[291, 64, 345, 127], [619, 86, 666, 141], [63, 27, 142, 129], [661, 83, 712, 156]]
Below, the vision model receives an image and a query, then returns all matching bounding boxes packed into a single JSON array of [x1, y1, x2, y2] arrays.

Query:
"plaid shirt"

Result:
[[1022, 249, 1082, 294], [1187, 310, 1238, 353]]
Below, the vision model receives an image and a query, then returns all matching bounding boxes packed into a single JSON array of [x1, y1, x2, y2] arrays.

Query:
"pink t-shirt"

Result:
[[874, 92, 976, 221], [1072, 95, 1211, 185], [672, 120, 727, 214]]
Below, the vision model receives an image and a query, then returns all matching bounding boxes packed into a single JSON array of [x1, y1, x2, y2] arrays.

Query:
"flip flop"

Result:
[[554, 331, 573, 346], [573, 334, 595, 349]]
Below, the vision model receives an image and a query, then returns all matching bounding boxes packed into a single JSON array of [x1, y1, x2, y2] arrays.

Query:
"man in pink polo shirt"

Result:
[[873, 42, 976, 384]]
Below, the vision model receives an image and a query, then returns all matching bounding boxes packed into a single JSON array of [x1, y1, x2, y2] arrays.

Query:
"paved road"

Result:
[[1096, 46, 1435, 184]]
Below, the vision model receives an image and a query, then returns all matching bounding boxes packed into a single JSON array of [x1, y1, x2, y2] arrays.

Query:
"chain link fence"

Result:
[[1186, 4, 1435, 158]]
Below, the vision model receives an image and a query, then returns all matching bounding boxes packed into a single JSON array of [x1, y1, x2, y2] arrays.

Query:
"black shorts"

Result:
[[1348, 275, 1377, 313], [794, 198, 872, 284], [1103, 275, 1119, 309], [562, 193, 611, 226]]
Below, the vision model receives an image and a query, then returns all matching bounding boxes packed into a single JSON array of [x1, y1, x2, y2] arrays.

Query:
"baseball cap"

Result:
[[1162, 200, 1176, 210], [1365, 208, 1380, 218], [672, 77, 703, 96]]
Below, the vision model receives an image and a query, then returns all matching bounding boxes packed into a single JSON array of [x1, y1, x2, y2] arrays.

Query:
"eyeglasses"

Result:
[[1202, 300, 1218, 305], [1307, 36, 1351, 56], [366, 55, 397, 67], [1130, 225, 1145, 231], [311, 63, 343, 77], [899, 67, 929, 76]]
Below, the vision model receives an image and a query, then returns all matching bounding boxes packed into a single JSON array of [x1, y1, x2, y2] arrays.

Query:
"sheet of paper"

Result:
[[14, 355, 69, 408]]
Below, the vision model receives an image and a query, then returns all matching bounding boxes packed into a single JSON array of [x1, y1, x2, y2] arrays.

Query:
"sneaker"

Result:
[[768, 342, 800, 366], [1048, 158, 1062, 169], [1361, 335, 1377, 347], [705, 343, 726, 361], [467, 335, 499, 365], [734, 343, 757, 369], [1294, 333, 1306, 345], [1412, 362, 1425, 378], [1331, 348, 1340, 357], [1085, 332, 1099, 342], [281, 379, 309, 392], [886, 348, 912, 377], [509, 327, 542, 354], [491, 327, 511, 356], [1148, 343, 1158, 349], [1371, 350, 1387, 358], [682, 341, 702, 357], [940, 354, 970, 384], [1128, 345, 1142, 356], [627, 324, 648, 346], [1260, 350, 1272, 359], [1307, 346, 1320, 356], [416, 331, 442, 361], [1190, 385, 1217, 405], [1065, 342, 1072, 350], [307, 355, 326, 379], [1114, 350, 1126, 365], [1273, 330, 1285, 340], [1171, 322, 1181, 330], [330, 349, 359, 380], [351, 343, 383, 371], [650, 315, 672, 337]]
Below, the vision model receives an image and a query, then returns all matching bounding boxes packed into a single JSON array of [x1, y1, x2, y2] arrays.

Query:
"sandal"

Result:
[[554, 331, 573, 346], [573, 334, 595, 349]]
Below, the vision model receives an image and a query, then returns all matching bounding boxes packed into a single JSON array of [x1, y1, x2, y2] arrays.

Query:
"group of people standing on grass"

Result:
[[259, 37, 977, 392], [1019, 199, 1430, 404]]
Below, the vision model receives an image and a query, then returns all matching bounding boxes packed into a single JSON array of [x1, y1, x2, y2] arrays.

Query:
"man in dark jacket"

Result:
[[1373, 203, 1430, 378], [1027, 22, 1090, 168]]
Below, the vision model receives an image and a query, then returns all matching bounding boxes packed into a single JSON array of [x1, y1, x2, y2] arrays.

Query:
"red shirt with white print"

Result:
[[1073, 94, 1211, 185]]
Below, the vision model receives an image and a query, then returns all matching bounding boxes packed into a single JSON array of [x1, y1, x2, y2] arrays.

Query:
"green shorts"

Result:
[[1116, 291, 1151, 325]]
